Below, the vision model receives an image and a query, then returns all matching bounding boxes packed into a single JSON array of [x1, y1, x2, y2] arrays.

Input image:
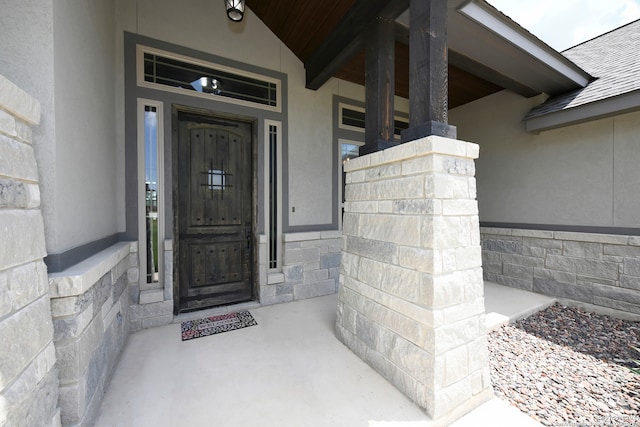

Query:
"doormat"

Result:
[[181, 310, 257, 341]]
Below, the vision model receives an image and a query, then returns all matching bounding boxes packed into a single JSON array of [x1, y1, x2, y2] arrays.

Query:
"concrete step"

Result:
[[173, 300, 261, 323], [484, 281, 556, 332]]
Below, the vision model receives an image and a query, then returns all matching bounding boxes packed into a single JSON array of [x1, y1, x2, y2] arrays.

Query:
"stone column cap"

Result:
[[344, 135, 479, 173]]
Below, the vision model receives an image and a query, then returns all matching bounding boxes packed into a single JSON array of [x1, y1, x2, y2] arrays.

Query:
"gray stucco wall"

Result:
[[0, 0, 58, 250], [449, 89, 640, 230], [52, 0, 118, 253], [451, 89, 640, 320], [0, 0, 119, 257], [114, 0, 373, 233]]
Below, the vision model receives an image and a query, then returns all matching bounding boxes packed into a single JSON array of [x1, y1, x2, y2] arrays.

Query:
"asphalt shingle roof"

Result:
[[525, 19, 640, 119]]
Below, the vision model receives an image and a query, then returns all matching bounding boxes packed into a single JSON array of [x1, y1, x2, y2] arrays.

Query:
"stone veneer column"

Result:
[[335, 135, 492, 422], [0, 75, 61, 425]]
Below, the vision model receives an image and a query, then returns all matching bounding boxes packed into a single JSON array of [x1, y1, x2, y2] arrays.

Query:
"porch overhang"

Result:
[[263, 0, 592, 107], [304, 0, 409, 91], [450, 0, 592, 95]]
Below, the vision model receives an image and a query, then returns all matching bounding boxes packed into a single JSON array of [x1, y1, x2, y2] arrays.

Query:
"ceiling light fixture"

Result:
[[225, 0, 245, 22]]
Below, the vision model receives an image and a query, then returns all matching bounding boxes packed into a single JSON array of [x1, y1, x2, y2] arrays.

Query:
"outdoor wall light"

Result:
[[191, 77, 222, 94], [203, 77, 221, 94], [225, 0, 245, 22]]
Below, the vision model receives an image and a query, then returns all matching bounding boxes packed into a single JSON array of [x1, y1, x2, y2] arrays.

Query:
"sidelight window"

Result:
[[138, 99, 164, 287], [265, 121, 282, 271]]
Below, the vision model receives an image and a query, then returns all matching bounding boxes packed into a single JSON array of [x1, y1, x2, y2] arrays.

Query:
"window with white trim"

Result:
[[137, 45, 282, 112], [335, 99, 409, 228], [138, 99, 164, 287], [265, 120, 282, 271], [338, 103, 409, 139]]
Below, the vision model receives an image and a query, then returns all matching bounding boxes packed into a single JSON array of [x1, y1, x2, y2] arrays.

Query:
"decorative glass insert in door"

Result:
[[144, 105, 159, 283]]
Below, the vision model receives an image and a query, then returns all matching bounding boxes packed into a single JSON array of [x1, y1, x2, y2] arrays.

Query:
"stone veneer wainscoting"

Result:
[[0, 75, 61, 426], [336, 135, 493, 423], [258, 232, 342, 305], [49, 243, 136, 425], [481, 227, 640, 321], [48, 237, 177, 424]]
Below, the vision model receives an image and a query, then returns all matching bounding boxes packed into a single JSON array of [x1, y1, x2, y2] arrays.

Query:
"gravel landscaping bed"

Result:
[[488, 304, 640, 426]]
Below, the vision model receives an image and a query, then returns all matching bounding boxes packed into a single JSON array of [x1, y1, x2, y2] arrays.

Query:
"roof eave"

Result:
[[524, 89, 640, 133], [456, 0, 592, 91]]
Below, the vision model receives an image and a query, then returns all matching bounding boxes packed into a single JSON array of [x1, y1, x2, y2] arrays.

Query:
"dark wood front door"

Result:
[[176, 111, 253, 312]]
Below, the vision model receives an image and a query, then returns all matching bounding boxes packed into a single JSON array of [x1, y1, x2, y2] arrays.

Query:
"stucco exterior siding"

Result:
[[0, 1, 57, 251], [115, 0, 368, 232], [52, 0, 118, 254], [0, 0, 118, 257], [450, 89, 640, 230]]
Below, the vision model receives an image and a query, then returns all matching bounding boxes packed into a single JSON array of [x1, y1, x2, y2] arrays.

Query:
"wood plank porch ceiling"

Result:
[[249, 0, 503, 109]]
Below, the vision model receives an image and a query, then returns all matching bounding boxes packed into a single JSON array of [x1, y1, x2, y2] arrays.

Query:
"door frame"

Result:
[[171, 104, 259, 314]]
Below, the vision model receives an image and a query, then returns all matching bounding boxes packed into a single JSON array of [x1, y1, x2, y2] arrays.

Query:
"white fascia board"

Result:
[[525, 90, 640, 133], [459, 1, 591, 88]]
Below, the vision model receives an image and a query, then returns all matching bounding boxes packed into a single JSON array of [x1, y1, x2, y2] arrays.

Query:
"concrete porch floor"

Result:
[[94, 282, 555, 427]]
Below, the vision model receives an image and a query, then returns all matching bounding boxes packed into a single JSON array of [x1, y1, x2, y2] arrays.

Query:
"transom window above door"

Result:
[[137, 46, 282, 112]]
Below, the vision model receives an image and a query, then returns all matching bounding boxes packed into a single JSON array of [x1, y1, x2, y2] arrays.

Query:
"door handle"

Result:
[[245, 228, 252, 252]]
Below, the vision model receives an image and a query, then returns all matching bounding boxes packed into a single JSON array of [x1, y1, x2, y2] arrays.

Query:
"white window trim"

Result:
[[137, 98, 165, 290], [338, 102, 367, 134], [136, 45, 282, 113], [264, 120, 283, 272]]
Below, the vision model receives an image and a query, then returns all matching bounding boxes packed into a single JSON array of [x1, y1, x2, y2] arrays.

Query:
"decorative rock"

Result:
[[489, 303, 640, 426]]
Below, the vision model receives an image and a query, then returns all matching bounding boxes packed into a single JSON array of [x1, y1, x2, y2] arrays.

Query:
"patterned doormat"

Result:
[[181, 310, 257, 341]]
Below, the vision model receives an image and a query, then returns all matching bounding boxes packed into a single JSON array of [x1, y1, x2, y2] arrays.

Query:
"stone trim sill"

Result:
[[480, 226, 639, 245], [267, 273, 284, 284], [283, 231, 342, 241], [49, 242, 137, 298], [0, 74, 41, 125]]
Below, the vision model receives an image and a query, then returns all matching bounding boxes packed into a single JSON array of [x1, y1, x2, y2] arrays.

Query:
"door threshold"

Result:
[[173, 300, 261, 323]]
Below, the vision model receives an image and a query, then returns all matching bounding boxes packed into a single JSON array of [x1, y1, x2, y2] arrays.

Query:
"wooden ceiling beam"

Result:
[[305, 0, 409, 90]]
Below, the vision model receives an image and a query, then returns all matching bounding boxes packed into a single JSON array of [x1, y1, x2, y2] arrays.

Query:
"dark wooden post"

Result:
[[361, 17, 396, 156], [401, 0, 457, 142]]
